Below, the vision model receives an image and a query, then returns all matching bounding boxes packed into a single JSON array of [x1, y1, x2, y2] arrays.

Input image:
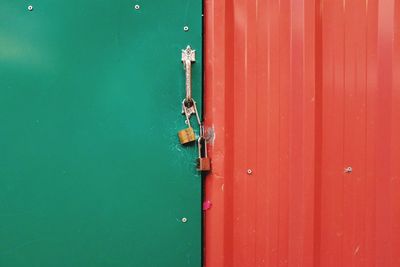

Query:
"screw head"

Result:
[[344, 167, 353, 173], [247, 169, 253, 175], [181, 217, 188, 223], [183, 26, 189, 32], [28, 5, 33, 11], [134, 4, 140, 10]]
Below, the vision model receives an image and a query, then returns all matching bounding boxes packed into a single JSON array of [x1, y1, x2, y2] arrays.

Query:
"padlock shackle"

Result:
[[197, 136, 208, 158], [197, 136, 203, 158]]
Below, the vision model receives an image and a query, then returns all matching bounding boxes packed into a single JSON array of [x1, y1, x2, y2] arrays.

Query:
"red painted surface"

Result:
[[203, 0, 400, 266]]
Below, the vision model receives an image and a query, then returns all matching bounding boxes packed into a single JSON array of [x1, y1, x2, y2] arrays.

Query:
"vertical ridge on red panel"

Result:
[[342, 1, 353, 264], [230, 0, 244, 267], [302, 1, 317, 266], [267, 1, 282, 265], [279, 0, 291, 264], [289, 0, 305, 265], [391, 1, 400, 265], [342, 1, 369, 266], [287, 0, 318, 265], [204, 0, 223, 265], [234, 2, 246, 263], [314, 0, 323, 266], [365, 1, 379, 266], [243, 0, 257, 265], [255, 0, 269, 265], [376, 0, 394, 266], [320, 1, 346, 266], [224, 0, 235, 265], [246, 1, 262, 266]]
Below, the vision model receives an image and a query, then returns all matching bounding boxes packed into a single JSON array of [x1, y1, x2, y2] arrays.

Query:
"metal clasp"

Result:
[[182, 46, 196, 104]]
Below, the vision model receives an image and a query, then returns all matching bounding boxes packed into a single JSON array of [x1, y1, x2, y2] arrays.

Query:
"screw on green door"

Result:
[[0, 1, 202, 266]]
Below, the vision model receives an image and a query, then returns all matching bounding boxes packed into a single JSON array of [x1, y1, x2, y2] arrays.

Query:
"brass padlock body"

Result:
[[197, 157, 211, 171], [178, 127, 196, 144]]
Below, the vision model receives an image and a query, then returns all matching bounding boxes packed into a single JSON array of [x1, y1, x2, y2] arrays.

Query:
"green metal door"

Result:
[[0, 1, 202, 266]]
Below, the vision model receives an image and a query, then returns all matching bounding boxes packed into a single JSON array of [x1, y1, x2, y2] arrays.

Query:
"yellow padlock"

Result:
[[178, 127, 196, 144]]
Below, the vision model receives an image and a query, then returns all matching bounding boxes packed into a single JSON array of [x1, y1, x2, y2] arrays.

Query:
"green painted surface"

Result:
[[0, 1, 202, 266]]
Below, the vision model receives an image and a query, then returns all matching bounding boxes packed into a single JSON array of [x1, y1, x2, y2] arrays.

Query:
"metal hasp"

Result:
[[179, 45, 210, 171], [179, 46, 201, 146], [182, 46, 196, 103], [0, 1, 203, 266]]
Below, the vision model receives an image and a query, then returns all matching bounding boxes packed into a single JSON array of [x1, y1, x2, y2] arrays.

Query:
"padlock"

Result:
[[178, 100, 197, 144], [178, 127, 196, 144], [196, 136, 211, 171]]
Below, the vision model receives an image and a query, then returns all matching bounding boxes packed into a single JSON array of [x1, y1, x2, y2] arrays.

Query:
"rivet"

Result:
[[134, 4, 140, 10], [28, 5, 33, 11], [183, 26, 189, 32], [181, 217, 188, 223], [344, 167, 353, 173], [247, 169, 253, 175]]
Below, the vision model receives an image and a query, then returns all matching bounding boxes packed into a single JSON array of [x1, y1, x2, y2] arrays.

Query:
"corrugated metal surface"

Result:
[[203, 0, 400, 266]]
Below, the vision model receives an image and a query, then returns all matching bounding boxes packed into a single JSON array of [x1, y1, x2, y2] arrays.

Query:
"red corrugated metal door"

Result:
[[204, 0, 400, 266]]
